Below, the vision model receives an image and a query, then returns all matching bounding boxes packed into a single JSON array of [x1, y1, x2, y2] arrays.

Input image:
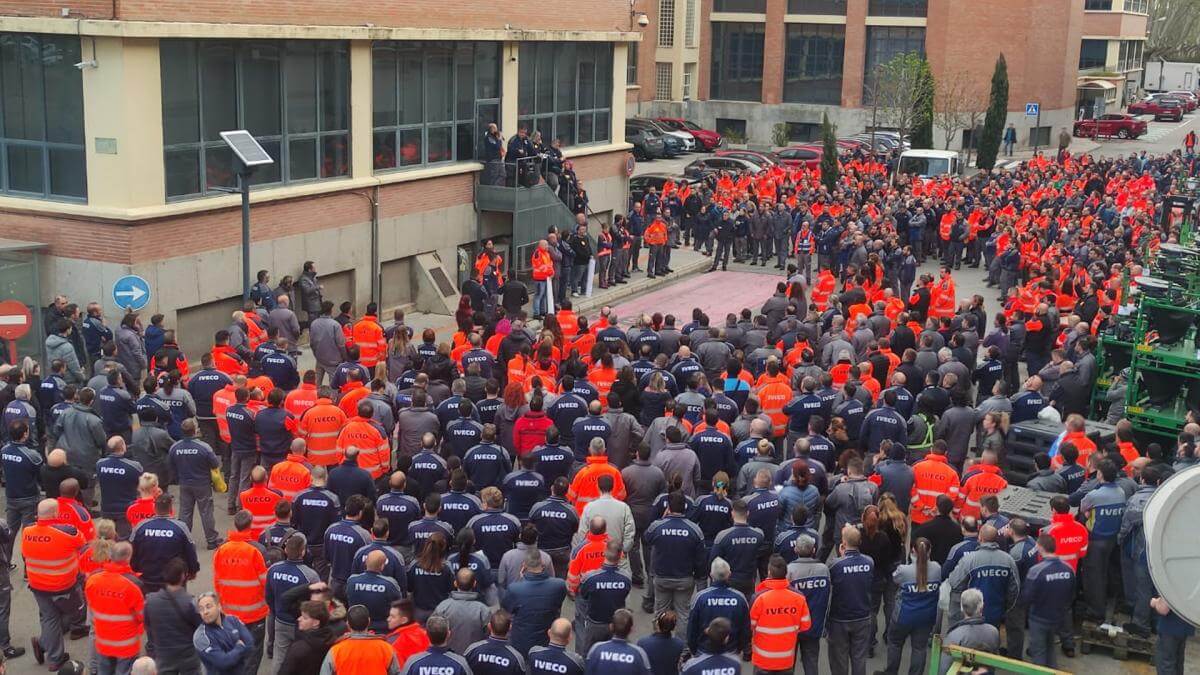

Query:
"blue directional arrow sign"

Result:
[[112, 275, 151, 311]]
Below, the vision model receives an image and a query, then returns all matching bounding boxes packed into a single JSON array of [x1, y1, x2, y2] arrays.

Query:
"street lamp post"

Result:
[[218, 131, 275, 303]]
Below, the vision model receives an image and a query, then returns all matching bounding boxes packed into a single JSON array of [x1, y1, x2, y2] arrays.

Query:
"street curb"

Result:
[[574, 252, 713, 316]]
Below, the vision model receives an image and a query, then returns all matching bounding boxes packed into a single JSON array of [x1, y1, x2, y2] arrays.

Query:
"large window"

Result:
[[788, 0, 847, 14], [784, 24, 845, 105], [160, 40, 350, 199], [0, 33, 86, 201], [1125, 0, 1148, 13], [868, 0, 927, 16], [1079, 39, 1108, 70], [518, 43, 613, 147], [710, 22, 765, 101], [685, 0, 698, 46], [713, 0, 766, 12], [372, 42, 499, 171], [863, 26, 925, 100], [628, 42, 639, 84], [1119, 40, 1144, 70], [655, 63, 673, 100], [1084, 0, 1113, 10], [659, 0, 675, 47]]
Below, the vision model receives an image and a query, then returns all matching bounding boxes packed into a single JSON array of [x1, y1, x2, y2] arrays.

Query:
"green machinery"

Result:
[[927, 635, 1068, 675], [1123, 292, 1200, 441]]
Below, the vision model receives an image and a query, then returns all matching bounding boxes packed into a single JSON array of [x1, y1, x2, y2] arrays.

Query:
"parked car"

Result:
[[629, 173, 699, 203], [683, 156, 763, 179], [626, 122, 667, 160], [656, 118, 723, 151], [834, 138, 871, 152], [777, 145, 825, 169], [714, 149, 782, 167], [1073, 113, 1148, 139], [1164, 91, 1198, 111], [1129, 97, 1185, 121], [630, 118, 694, 152]]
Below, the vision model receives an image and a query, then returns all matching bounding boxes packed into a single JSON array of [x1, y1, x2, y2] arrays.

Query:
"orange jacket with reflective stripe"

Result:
[[212, 345, 248, 377], [532, 249, 554, 281], [298, 400, 348, 466], [327, 634, 399, 673], [749, 578, 812, 670], [213, 385, 238, 443], [756, 381, 793, 437], [567, 456, 627, 514], [245, 314, 266, 351], [23, 519, 86, 592], [1045, 512, 1089, 571], [125, 497, 159, 530], [930, 278, 957, 318], [910, 454, 960, 525], [269, 454, 314, 501], [644, 219, 669, 246], [567, 532, 609, 594], [351, 315, 387, 368], [338, 416, 391, 479], [557, 310, 580, 337], [238, 485, 282, 539], [212, 530, 269, 624], [956, 464, 1008, 520], [1051, 431, 1098, 469], [85, 561, 144, 658], [338, 384, 370, 419], [589, 367, 617, 410], [54, 497, 96, 542], [284, 384, 320, 418]]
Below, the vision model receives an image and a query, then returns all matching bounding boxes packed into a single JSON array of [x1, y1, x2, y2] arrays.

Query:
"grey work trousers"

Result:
[[1083, 537, 1116, 617], [1156, 632, 1188, 675], [0, 564, 10, 650], [775, 236, 791, 268], [573, 616, 611, 657], [652, 576, 695, 639], [33, 584, 85, 668], [1026, 618, 1058, 668], [228, 452, 256, 512], [883, 621, 931, 675], [243, 619, 266, 675], [271, 621, 298, 675], [179, 483, 220, 546], [96, 655, 136, 675], [827, 617, 872, 675], [797, 636, 821, 675], [546, 547, 570, 581], [1005, 600, 1027, 660]]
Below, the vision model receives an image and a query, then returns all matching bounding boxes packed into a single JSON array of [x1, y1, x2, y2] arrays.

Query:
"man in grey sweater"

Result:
[[308, 301, 347, 387], [621, 446, 667, 587], [434, 568, 493, 655], [652, 426, 701, 497]]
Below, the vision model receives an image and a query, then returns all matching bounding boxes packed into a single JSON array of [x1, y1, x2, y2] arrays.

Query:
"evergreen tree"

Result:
[[820, 113, 839, 192], [910, 60, 935, 149], [977, 54, 1009, 170]]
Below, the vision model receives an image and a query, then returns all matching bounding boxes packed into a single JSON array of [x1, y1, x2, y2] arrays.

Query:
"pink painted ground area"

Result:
[[611, 270, 781, 326]]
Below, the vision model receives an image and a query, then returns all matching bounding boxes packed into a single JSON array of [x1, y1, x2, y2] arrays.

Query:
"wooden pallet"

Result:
[[1077, 620, 1155, 660]]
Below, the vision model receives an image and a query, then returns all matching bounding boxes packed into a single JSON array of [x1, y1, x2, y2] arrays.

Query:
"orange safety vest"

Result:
[[269, 454, 313, 501], [566, 455, 627, 514], [830, 362, 852, 389], [956, 464, 1008, 520], [589, 367, 617, 410], [812, 272, 836, 311], [475, 252, 504, 284], [284, 383, 320, 418], [213, 384, 238, 443], [211, 345, 247, 377], [749, 577, 812, 670], [485, 333, 504, 357], [566, 531, 610, 594], [212, 529, 269, 623], [338, 383, 370, 419], [930, 278, 956, 318], [910, 454, 960, 525], [125, 497, 161, 529], [245, 314, 266, 351], [1117, 441, 1140, 475], [557, 310, 579, 337], [532, 249, 554, 281], [756, 381, 792, 437], [238, 485, 282, 538], [644, 219, 669, 246], [338, 416, 391, 479], [506, 353, 529, 389], [298, 399, 348, 466], [939, 213, 955, 241], [387, 622, 431, 666], [23, 519, 85, 592], [1045, 512, 1089, 571], [85, 561, 144, 658], [54, 497, 96, 542], [326, 634, 399, 673]]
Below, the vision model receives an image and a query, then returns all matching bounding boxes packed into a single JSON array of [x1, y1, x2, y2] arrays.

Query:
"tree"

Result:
[[1147, 0, 1200, 63], [820, 113, 839, 193], [976, 54, 1009, 170], [910, 60, 936, 149], [935, 69, 988, 165], [866, 53, 933, 150]]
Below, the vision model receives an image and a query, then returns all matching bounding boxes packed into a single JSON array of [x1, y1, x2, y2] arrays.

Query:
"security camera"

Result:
[[637, 13, 650, 27], [74, 59, 97, 70]]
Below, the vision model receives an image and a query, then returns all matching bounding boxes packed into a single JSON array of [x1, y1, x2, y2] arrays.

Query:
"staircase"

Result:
[[475, 180, 581, 278]]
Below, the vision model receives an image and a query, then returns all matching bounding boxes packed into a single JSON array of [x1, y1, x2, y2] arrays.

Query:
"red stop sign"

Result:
[[0, 300, 33, 341]]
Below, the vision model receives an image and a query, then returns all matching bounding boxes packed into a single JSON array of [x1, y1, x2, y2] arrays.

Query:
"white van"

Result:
[[896, 149, 960, 178]]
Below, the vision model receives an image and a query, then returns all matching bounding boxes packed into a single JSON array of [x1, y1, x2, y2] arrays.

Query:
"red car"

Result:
[[1128, 98, 1185, 121], [714, 149, 781, 167], [777, 145, 825, 168], [656, 118, 723, 151], [1073, 113, 1148, 139]]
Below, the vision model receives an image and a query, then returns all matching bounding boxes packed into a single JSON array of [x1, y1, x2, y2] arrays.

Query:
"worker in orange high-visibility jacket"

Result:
[[297, 391, 348, 467], [212, 508, 270, 666], [567, 443, 627, 515], [323, 607, 401, 673], [1044, 495, 1089, 572], [756, 376, 793, 439], [269, 439, 314, 501], [531, 241, 556, 318], [243, 311, 266, 352], [812, 269, 837, 311], [24, 499, 88, 668], [909, 443, 960, 525], [284, 371, 321, 418], [338, 374, 371, 419], [749, 556, 812, 671], [566, 521, 611, 595], [213, 381, 240, 444], [351, 304, 388, 369], [929, 267, 957, 319], [55, 481, 96, 542], [337, 401, 392, 480], [955, 452, 1008, 520], [84, 540, 145, 664], [238, 466, 282, 539]]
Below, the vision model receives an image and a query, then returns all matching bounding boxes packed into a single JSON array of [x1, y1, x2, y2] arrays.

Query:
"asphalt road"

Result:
[[4, 114, 1198, 675]]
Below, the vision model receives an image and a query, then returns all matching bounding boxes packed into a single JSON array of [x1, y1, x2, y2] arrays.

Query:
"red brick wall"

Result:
[[840, 0, 867, 108], [568, 149, 628, 182], [762, 0, 785, 104], [0, 0, 631, 31], [698, 0, 713, 100]]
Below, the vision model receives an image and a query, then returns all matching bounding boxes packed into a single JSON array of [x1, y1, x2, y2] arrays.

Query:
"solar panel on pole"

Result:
[[219, 130, 275, 167]]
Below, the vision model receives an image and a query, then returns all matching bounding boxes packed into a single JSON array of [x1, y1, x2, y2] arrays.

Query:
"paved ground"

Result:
[[6, 115, 1200, 675]]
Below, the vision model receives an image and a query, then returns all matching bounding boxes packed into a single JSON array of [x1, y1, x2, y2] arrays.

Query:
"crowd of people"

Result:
[[0, 141, 1198, 675]]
